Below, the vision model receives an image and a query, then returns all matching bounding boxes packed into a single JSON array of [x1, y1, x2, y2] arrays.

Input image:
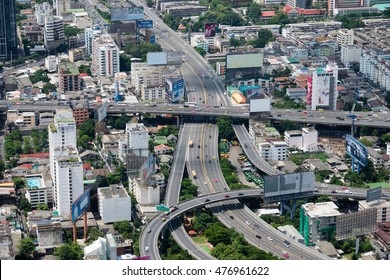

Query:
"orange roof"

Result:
[[79, 73, 89, 77], [294, 75, 308, 82], [274, 77, 290, 82], [299, 9, 325, 15], [232, 92, 246, 104], [296, 81, 307, 88], [337, 86, 346, 91], [20, 153, 49, 159], [83, 163, 92, 171], [261, 11, 276, 17], [16, 164, 33, 169], [178, 24, 186, 30], [282, 4, 294, 13]]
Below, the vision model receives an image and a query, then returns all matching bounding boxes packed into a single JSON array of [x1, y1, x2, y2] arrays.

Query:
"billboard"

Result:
[[71, 189, 90, 224], [346, 134, 368, 166], [111, 7, 144, 21], [250, 97, 271, 113], [167, 51, 182, 65], [150, 35, 155, 44], [226, 53, 263, 69], [165, 77, 185, 103], [313, 75, 330, 106], [307, 75, 312, 106], [140, 154, 155, 181], [367, 186, 382, 202], [136, 20, 153, 29], [204, 23, 217, 38], [264, 172, 315, 202], [147, 52, 167, 65], [96, 101, 108, 122], [335, 208, 377, 240]]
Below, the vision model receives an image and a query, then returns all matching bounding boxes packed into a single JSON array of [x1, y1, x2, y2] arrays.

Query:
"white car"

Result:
[[267, 236, 273, 241], [145, 246, 149, 252], [245, 221, 250, 226]]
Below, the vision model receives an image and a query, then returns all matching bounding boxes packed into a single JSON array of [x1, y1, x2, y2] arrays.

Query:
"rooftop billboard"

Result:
[[346, 134, 368, 167], [336, 208, 377, 240], [71, 189, 90, 224], [226, 53, 263, 69]]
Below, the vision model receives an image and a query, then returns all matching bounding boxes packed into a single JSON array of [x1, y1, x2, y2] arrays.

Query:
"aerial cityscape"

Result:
[[1, 0, 390, 262]]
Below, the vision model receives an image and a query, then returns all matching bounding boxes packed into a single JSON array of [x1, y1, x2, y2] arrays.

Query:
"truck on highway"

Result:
[[192, 170, 197, 179], [189, 140, 193, 148]]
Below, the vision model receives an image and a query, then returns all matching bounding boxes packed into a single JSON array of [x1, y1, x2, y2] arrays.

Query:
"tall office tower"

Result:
[[49, 109, 83, 217], [44, 15, 65, 50], [0, 0, 18, 60], [85, 26, 101, 57], [307, 63, 338, 111], [92, 35, 120, 77], [287, 0, 306, 8], [126, 122, 149, 157]]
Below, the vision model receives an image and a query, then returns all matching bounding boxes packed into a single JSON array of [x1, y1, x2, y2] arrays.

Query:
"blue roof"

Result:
[[372, 4, 390, 11]]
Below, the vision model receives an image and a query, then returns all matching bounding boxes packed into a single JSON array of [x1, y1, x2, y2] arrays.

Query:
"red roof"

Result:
[[299, 9, 325, 15], [16, 164, 33, 169], [20, 152, 49, 159], [79, 73, 89, 77], [261, 11, 276, 17], [283, 4, 294, 13], [83, 163, 92, 171]]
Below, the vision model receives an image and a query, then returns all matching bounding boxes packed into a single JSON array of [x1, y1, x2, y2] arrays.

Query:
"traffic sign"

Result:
[[156, 204, 169, 212]]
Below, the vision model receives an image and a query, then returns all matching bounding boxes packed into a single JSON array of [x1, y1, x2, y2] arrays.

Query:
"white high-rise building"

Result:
[[35, 2, 53, 25], [49, 109, 83, 217], [258, 141, 288, 162], [85, 26, 101, 57], [92, 34, 120, 77], [336, 29, 354, 46], [44, 15, 65, 49], [125, 122, 149, 157], [341, 44, 361, 68], [98, 185, 131, 224]]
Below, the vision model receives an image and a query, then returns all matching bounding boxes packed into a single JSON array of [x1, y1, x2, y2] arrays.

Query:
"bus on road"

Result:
[[192, 170, 197, 178]]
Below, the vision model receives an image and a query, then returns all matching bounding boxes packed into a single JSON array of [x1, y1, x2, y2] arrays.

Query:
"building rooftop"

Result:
[[55, 108, 75, 123], [302, 202, 341, 218], [59, 61, 80, 75], [98, 184, 129, 199]]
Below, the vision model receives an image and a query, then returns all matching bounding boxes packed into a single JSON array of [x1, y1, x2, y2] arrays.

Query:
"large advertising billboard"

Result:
[[136, 20, 153, 29], [249, 97, 271, 113], [165, 77, 185, 103], [147, 52, 167, 65], [313, 75, 330, 106], [226, 53, 263, 69], [264, 172, 315, 202], [140, 154, 155, 181], [71, 189, 90, 224], [111, 7, 144, 21], [96, 101, 108, 122], [346, 134, 368, 166], [307, 75, 312, 106], [336, 208, 377, 240], [204, 23, 217, 38], [367, 186, 382, 202]]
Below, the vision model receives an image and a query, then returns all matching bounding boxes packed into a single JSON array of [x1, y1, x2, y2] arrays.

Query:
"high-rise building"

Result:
[[35, 2, 53, 25], [44, 15, 65, 50], [125, 122, 149, 157], [54, 0, 71, 16], [85, 26, 101, 57], [58, 60, 81, 93], [49, 109, 83, 217], [92, 35, 120, 77], [0, 0, 18, 60], [328, 0, 367, 17], [287, 0, 306, 8], [307, 63, 338, 111]]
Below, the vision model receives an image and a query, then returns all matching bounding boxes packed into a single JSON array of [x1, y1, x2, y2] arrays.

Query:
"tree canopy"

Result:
[[54, 243, 84, 260], [124, 43, 162, 62]]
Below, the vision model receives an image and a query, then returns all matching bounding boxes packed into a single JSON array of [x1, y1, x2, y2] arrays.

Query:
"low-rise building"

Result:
[[258, 141, 288, 162], [284, 127, 318, 152], [36, 222, 63, 250], [300, 202, 341, 246], [6, 110, 36, 127], [130, 177, 160, 206], [25, 174, 53, 208], [98, 185, 131, 224], [72, 104, 89, 126], [359, 200, 390, 223]]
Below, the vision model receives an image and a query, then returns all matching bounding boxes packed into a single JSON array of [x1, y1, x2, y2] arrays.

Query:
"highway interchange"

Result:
[[2, 0, 390, 261]]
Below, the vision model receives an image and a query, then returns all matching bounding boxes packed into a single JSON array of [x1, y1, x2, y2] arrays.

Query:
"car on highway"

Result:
[[331, 190, 337, 193], [282, 253, 289, 259], [212, 156, 216, 160], [256, 235, 261, 239], [167, 108, 173, 111], [238, 193, 244, 196], [229, 215, 234, 219], [284, 240, 290, 247], [214, 179, 219, 183], [245, 221, 250, 225], [145, 246, 149, 252], [147, 229, 151, 233], [162, 217, 167, 222], [254, 224, 260, 229], [205, 199, 210, 202], [267, 236, 273, 241], [224, 195, 230, 198]]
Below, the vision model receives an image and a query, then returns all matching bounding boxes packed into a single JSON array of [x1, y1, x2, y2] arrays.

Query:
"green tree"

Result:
[[79, 119, 95, 140], [54, 243, 84, 260], [146, 0, 154, 7], [78, 64, 91, 76], [204, 223, 232, 245], [19, 195, 31, 212], [64, 26, 83, 38], [87, 227, 104, 244], [16, 238, 35, 259], [247, 3, 261, 23], [113, 220, 132, 239], [193, 212, 215, 231], [124, 43, 162, 62], [37, 204, 49, 210], [13, 177, 26, 190], [229, 37, 243, 47], [29, 69, 50, 84], [42, 83, 57, 94], [277, 120, 302, 134], [216, 116, 235, 141], [23, 137, 33, 154], [120, 54, 132, 72], [194, 46, 206, 57]]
